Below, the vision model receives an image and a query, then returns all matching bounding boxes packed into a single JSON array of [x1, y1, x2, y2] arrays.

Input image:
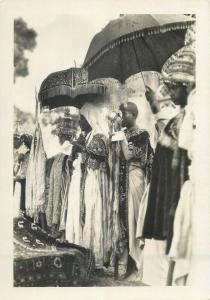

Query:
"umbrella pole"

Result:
[[35, 87, 39, 123], [131, 40, 146, 89], [166, 259, 175, 285], [114, 254, 119, 280]]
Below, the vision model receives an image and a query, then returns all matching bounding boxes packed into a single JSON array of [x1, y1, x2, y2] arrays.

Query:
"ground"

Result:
[[86, 269, 147, 287]]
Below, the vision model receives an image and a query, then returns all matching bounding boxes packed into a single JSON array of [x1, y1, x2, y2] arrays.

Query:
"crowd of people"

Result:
[[13, 25, 196, 286]]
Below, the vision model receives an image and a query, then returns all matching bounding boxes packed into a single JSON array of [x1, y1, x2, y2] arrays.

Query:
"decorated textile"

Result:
[[38, 68, 107, 109], [117, 149, 129, 255], [39, 68, 88, 100], [161, 44, 195, 84], [45, 154, 65, 228], [25, 124, 46, 220], [125, 127, 154, 180], [81, 132, 110, 267], [39, 68, 88, 90], [14, 216, 95, 287], [86, 133, 108, 171], [116, 126, 153, 274], [159, 110, 185, 150], [53, 109, 78, 139], [45, 153, 72, 236], [184, 24, 196, 47], [108, 112, 126, 268], [45, 157, 55, 214]]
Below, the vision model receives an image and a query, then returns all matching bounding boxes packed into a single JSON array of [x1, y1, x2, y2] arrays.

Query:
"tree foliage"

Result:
[[14, 105, 35, 135], [14, 18, 37, 81]]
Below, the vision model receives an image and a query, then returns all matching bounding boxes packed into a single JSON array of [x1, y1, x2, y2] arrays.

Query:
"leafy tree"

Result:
[[14, 18, 37, 82], [14, 105, 35, 135]]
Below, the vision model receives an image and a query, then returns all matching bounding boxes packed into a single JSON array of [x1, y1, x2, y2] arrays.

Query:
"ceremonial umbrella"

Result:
[[38, 67, 107, 109], [83, 14, 195, 83]]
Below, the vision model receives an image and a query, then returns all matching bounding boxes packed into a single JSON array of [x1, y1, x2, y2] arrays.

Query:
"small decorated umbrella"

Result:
[[39, 68, 107, 109], [83, 14, 195, 83]]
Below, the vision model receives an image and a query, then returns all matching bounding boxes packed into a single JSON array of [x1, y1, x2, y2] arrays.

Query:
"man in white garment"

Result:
[[112, 102, 153, 282]]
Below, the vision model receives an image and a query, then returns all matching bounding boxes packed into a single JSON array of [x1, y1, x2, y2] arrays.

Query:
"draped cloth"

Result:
[[128, 167, 146, 274], [14, 147, 30, 215], [45, 140, 73, 237], [169, 180, 194, 285], [59, 157, 72, 232], [40, 124, 60, 159], [142, 240, 169, 286], [45, 154, 66, 228], [81, 102, 110, 267], [169, 89, 196, 285], [82, 162, 109, 267], [108, 131, 123, 268], [13, 182, 21, 217], [136, 183, 150, 240], [26, 124, 46, 220], [80, 101, 109, 138], [118, 127, 153, 276], [142, 111, 190, 254], [81, 133, 110, 267], [65, 154, 83, 245], [136, 120, 171, 286]]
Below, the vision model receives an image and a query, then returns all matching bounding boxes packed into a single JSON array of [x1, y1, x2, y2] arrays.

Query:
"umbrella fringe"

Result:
[[39, 84, 107, 104], [84, 21, 195, 69]]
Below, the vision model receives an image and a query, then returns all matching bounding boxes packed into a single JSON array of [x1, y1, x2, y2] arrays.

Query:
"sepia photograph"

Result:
[[1, 0, 210, 299], [13, 12, 198, 287]]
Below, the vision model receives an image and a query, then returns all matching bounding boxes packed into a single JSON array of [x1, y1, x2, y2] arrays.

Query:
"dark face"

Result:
[[80, 115, 91, 133], [121, 110, 136, 128], [58, 134, 72, 145], [14, 137, 20, 149], [165, 82, 188, 107]]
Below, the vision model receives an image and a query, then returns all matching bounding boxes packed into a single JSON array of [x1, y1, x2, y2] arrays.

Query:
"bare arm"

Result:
[[145, 85, 160, 114]]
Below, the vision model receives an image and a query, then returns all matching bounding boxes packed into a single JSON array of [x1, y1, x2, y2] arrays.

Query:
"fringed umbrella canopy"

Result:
[[39, 68, 107, 109]]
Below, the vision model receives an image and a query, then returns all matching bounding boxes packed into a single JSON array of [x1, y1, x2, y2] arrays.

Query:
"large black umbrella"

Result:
[[83, 14, 195, 83]]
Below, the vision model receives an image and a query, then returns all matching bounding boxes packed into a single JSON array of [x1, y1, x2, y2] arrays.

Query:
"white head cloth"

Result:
[[80, 101, 110, 137], [80, 78, 121, 137]]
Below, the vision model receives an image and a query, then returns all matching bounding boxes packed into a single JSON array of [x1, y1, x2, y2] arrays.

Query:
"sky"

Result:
[[14, 12, 119, 114]]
